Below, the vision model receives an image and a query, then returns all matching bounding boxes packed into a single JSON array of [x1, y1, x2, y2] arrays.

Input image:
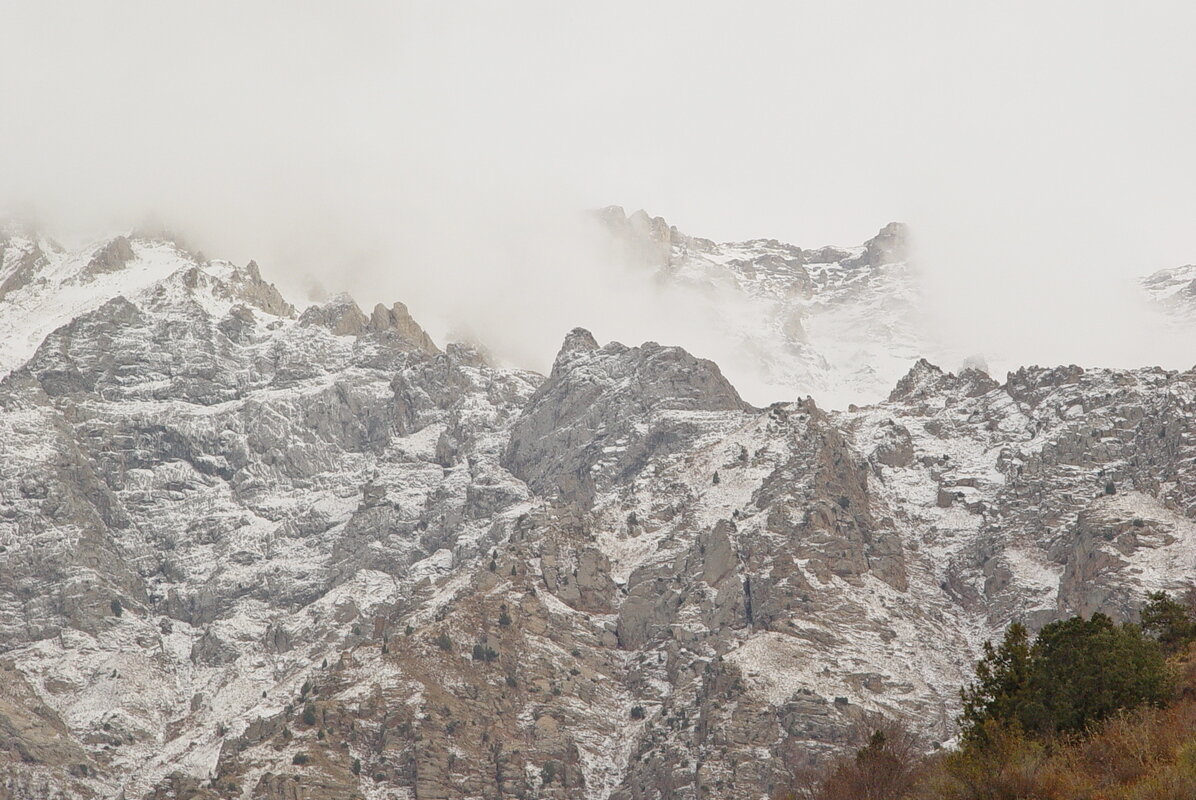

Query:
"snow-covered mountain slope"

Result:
[[1142, 263, 1196, 319], [1, 225, 1195, 800], [599, 208, 934, 407], [0, 232, 538, 798], [603, 208, 1196, 409], [0, 231, 197, 378]]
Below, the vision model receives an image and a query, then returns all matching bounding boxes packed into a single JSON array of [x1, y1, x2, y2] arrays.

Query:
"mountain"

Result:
[[1142, 262, 1196, 320], [0, 223, 1194, 799], [602, 208, 1196, 409], [599, 207, 932, 407]]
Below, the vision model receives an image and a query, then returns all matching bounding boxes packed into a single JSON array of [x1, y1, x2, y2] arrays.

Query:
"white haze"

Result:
[[2, 2, 1195, 406]]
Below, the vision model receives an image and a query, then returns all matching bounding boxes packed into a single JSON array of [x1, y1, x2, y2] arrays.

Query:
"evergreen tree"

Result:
[[472, 643, 498, 662], [960, 613, 1171, 741], [1025, 613, 1170, 734], [1141, 590, 1196, 654], [959, 622, 1031, 743]]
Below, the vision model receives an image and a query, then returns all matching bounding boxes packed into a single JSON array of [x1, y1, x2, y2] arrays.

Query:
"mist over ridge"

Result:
[[5, 3, 1195, 407]]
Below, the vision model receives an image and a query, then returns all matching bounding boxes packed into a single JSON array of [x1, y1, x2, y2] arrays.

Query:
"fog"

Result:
[[3, 2, 1195, 404]]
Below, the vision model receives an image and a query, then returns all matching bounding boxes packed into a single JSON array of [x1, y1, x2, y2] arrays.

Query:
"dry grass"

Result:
[[779, 644, 1196, 800]]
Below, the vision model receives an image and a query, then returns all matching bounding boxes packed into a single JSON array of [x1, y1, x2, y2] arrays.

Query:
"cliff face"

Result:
[[1, 228, 1195, 800]]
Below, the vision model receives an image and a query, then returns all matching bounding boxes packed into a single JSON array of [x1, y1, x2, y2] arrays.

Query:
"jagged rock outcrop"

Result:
[[81, 236, 135, 278], [299, 294, 439, 355], [0, 239, 48, 302], [503, 327, 749, 504], [856, 221, 909, 268]]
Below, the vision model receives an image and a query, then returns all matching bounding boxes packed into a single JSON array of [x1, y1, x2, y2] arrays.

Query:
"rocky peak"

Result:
[[551, 326, 600, 373], [887, 357, 998, 404], [887, 358, 948, 401], [860, 221, 909, 267], [597, 206, 675, 268], [217, 260, 295, 318], [505, 330, 748, 503], [298, 293, 371, 336], [599, 206, 673, 241], [626, 208, 672, 242], [297, 294, 438, 353], [368, 301, 440, 355], [80, 236, 135, 279]]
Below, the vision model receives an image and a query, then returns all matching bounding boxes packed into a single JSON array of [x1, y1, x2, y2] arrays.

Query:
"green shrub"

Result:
[[961, 613, 1170, 741]]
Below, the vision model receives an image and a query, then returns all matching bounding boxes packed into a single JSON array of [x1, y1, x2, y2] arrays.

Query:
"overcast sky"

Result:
[[2, 2, 1195, 398]]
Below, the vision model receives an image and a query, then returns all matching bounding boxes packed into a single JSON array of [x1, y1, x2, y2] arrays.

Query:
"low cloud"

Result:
[[3, 2, 1194, 403]]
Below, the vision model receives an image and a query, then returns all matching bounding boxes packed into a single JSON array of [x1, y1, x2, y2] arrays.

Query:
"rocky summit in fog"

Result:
[[1, 219, 1195, 800], [599, 207, 927, 407]]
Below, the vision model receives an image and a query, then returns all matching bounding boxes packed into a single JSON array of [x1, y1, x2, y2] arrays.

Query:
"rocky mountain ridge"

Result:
[[0, 225, 1194, 800], [602, 207, 1196, 408], [599, 207, 932, 407]]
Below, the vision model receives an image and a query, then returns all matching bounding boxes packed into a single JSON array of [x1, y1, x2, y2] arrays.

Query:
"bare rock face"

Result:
[[298, 293, 372, 336], [368, 301, 439, 355], [503, 328, 750, 504], [0, 665, 96, 799], [598, 206, 675, 268], [299, 294, 439, 355], [0, 239, 48, 301], [81, 236, 135, 279], [888, 358, 997, 404], [858, 221, 909, 267], [220, 260, 295, 318]]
